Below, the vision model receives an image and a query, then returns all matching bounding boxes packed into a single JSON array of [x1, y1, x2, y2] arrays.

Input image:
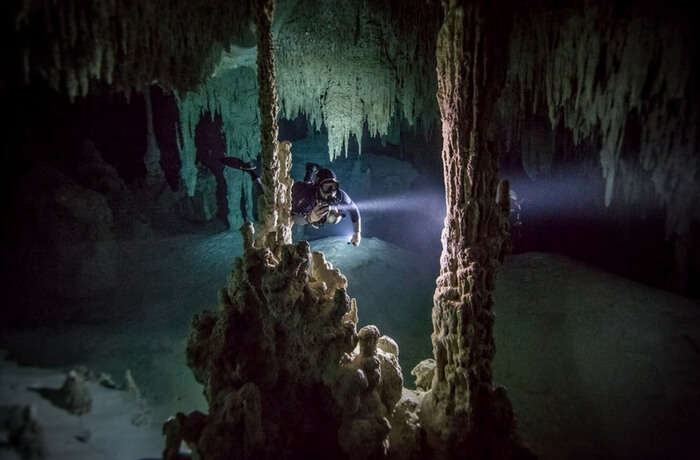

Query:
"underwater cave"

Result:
[[1, 0, 698, 459]]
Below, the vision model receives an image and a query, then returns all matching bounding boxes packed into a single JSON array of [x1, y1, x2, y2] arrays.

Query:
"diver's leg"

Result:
[[222, 156, 263, 222], [220, 156, 255, 170]]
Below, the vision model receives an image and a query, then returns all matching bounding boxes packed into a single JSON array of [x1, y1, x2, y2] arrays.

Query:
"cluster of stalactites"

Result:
[[274, 0, 440, 160], [175, 67, 260, 198], [11, 0, 252, 101], [505, 3, 699, 235]]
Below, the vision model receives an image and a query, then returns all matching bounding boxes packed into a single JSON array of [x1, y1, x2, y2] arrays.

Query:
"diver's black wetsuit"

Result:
[[291, 181, 360, 231], [219, 156, 361, 234]]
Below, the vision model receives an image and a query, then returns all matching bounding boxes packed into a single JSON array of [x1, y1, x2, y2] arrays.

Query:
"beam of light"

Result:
[[354, 191, 446, 222], [351, 189, 447, 255]]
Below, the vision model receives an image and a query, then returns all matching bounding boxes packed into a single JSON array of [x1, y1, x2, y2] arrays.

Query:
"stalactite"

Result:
[[175, 67, 259, 226], [274, 0, 440, 160], [143, 86, 164, 185], [504, 2, 699, 236], [9, 0, 253, 99], [420, 1, 524, 458], [254, 0, 292, 252], [175, 92, 199, 197]]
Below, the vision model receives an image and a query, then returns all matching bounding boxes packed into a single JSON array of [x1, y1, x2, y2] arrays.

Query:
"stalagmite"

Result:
[[162, 225, 402, 459], [419, 1, 526, 458]]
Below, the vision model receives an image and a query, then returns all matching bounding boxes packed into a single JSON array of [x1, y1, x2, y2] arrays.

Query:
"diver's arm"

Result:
[[349, 201, 361, 234], [339, 190, 361, 245], [291, 182, 310, 226]]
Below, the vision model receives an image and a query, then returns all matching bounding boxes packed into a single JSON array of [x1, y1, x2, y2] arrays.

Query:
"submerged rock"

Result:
[[166, 224, 403, 459], [1, 405, 46, 460], [34, 370, 92, 417]]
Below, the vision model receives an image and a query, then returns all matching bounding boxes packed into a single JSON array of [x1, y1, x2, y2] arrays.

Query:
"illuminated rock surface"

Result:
[[165, 227, 403, 459]]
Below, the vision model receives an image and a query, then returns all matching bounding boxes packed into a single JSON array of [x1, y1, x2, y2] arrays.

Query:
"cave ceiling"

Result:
[[6, 0, 699, 237]]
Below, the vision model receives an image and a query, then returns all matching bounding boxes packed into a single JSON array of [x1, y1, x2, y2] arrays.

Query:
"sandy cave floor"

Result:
[[1, 233, 699, 459]]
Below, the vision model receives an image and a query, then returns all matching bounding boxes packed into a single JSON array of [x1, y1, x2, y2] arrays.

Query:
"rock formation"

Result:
[[418, 1, 528, 458], [8, 0, 254, 99], [163, 223, 402, 459], [274, 0, 441, 160], [254, 0, 293, 252], [34, 370, 92, 416], [502, 2, 698, 237], [1, 405, 46, 460]]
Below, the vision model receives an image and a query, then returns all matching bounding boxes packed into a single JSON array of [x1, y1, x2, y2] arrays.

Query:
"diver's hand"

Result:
[[308, 202, 329, 224], [348, 232, 361, 246]]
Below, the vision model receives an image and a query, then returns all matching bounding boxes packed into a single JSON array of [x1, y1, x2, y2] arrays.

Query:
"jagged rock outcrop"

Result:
[[163, 223, 402, 459], [338, 325, 403, 460]]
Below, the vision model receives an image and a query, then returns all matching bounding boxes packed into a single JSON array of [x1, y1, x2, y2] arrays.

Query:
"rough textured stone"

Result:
[[338, 325, 402, 460], [410, 359, 435, 392], [418, 1, 530, 458], [388, 389, 425, 460], [378, 335, 399, 357], [167, 224, 402, 459], [254, 0, 293, 254]]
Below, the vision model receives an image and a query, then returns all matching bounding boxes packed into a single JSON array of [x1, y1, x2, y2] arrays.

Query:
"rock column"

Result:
[[254, 0, 292, 251], [420, 1, 521, 458]]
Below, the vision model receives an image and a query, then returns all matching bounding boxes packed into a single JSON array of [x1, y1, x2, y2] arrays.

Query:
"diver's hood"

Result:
[[317, 168, 338, 184]]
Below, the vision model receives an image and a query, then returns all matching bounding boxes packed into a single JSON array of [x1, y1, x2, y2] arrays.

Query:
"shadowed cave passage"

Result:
[[1, 0, 699, 459]]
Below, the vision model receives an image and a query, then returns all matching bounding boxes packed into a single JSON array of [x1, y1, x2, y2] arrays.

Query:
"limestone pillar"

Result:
[[420, 1, 520, 457], [254, 0, 292, 251]]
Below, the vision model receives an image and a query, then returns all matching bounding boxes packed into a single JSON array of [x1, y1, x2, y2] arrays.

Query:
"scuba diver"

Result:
[[220, 157, 362, 246]]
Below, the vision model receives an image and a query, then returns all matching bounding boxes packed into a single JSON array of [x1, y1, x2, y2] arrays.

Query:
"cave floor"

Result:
[[1, 233, 699, 459]]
